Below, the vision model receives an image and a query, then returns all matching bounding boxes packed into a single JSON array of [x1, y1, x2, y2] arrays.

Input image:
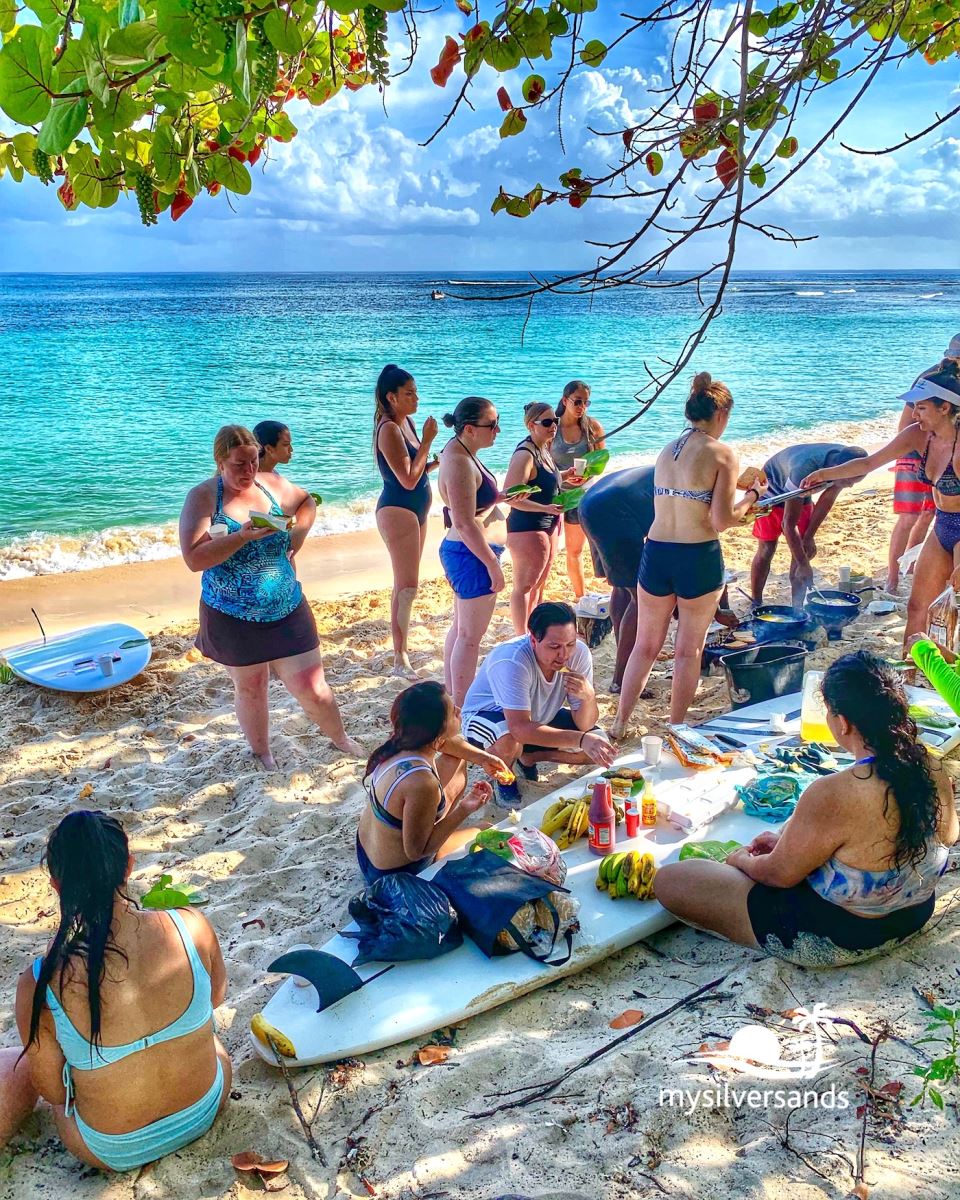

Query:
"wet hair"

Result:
[[524, 401, 555, 428], [528, 601, 578, 641], [213, 424, 259, 465], [253, 420, 289, 458], [26, 811, 133, 1055], [365, 681, 452, 780], [442, 396, 494, 434], [556, 380, 600, 448], [821, 651, 939, 871], [685, 371, 733, 423], [374, 364, 414, 438]]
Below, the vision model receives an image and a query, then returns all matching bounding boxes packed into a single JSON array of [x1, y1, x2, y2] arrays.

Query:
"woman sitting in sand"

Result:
[[3, 811, 231, 1171], [180, 425, 361, 766], [373, 365, 439, 679], [254, 420, 292, 479], [612, 372, 761, 732], [437, 396, 505, 705], [504, 402, 566, 634], [655, 652, 959, 967], [553, 380, 605, 600], [802, 364, 960, 654], [357, 681, 509, 884]]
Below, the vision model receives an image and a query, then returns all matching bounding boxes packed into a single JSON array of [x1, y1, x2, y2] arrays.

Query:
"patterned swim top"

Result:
[[200, 477, 302, 622], [653, 428, 714, 505], [807, 838, 948, 918]]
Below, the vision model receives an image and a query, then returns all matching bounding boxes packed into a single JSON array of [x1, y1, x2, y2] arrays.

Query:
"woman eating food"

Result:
[[654, 652, 958, 966], [4, 811, 231, 1171], [179, 424, 361, 767], [357, 681, 510, 883], [503, 402, 566, 634]]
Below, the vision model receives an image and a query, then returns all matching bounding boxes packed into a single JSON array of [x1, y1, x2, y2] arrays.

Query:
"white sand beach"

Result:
[[1, 486, 958, 1200]]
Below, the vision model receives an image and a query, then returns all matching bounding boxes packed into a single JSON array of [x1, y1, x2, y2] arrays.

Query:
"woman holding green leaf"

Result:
[[5, 811, 231, 1171], [503, 402, 566, 634], [553, 381, 606, 599]]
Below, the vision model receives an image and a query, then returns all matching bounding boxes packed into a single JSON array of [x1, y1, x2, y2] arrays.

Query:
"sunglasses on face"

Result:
[[570, 398, 590, 409], [472, 420, 500, 430], [535, 418, 559, 428]]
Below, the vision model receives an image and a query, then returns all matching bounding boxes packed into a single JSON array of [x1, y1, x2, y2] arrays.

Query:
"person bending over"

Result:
[[750, 442, 866, 607], [457, 601, 616, 807], [612, 372, 761, 733], [180, 425, 361, 766], [254, 420, 292, 480], [3, 811, 231, 1171], [654, 652, 958, 967], [802, 366, 960, 654], [356, 681, 506, 884]]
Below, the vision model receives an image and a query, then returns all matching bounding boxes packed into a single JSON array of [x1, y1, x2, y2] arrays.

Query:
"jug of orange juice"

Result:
[[800, 670, 836, 745]]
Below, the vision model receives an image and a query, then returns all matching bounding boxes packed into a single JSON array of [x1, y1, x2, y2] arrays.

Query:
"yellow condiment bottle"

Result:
[[799, 670, 837, 746], [641, 782, 657, 827]]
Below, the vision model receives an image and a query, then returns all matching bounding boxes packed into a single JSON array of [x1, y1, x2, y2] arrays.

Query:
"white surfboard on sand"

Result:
[[252, 693, 846, 1069], [1, 622, 151, 693]]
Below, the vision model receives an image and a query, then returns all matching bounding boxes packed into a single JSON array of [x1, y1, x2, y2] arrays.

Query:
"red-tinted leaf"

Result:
[[430, 35, 461, 87], [417, 1044, 450, 1065], [610, 1008, 645, 1029], [879, 1081, 904, 1097], [693, 100, 720, 125], [716, 149, 738, 189], [496, 86, 512, 111], [232, 1151, 265, 1170], [171, 190, 193, 222]]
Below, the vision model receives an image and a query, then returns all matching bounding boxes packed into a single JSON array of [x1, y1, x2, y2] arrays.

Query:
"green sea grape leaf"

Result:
[[106, 21, 167, 68], [557, 486, 585, 511], [263, 9, 303, 55], [152, 122, 182, 186], [309, 492, 323, 506], [38, 81, 89, 155], [581, 448, 610, 479], [156, 0, 225, 69], [207, 152, 251, 193], [141, 874, 209, 909], [0, 0, 17, 35], [678, 839, 742, 862], [69, 143, 121, 207], [0, 25, 55, 126]]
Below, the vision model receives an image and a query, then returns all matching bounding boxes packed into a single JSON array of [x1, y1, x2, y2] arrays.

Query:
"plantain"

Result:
[[542, 799, 569, 825], [616, 872, 629, 899], [541, 802, 574, 836], [554, 829, 571, 851], [251, 1013, 297, 1060]]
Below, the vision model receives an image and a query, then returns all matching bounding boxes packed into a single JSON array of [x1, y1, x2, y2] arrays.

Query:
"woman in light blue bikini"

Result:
[[655, 652, 958, 967], [3, 811, 231, 1171]]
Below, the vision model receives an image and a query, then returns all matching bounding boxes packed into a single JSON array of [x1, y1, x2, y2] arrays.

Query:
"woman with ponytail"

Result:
[[654, 652, 958, 967], [356, 681, 509, 884], [5, 812, 230, 1170], [373, 365, 439, 678], [612, 371, 760, 731]]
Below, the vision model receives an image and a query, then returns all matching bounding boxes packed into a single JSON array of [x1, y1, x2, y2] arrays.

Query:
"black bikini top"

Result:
[[443, 438, 500, 529]]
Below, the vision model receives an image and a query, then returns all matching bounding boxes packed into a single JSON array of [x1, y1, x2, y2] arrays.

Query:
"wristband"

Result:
[[578, 731, 586, 749], [746, 487, 759, 502]]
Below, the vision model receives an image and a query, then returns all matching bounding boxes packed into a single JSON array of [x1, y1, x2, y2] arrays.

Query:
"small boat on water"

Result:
[[430, 289, 446, 300]]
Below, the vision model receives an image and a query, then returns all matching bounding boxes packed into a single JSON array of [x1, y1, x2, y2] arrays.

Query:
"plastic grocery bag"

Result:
[[927, 585, 959, 656], [506, 826, 568, 886], [344, 874, 463, 966]]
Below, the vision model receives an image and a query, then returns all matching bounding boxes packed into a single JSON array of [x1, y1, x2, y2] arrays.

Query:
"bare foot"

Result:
[[254, 751, 277, 771], [334, 736, 365, 758], [392, 655, 419, 682]]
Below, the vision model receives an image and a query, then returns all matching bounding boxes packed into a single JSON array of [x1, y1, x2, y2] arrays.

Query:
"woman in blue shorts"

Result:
[[437, 397, 504, 705]]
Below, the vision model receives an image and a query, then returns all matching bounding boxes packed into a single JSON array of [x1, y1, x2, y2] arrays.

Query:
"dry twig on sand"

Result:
[[266, 1035, 327, 1166]]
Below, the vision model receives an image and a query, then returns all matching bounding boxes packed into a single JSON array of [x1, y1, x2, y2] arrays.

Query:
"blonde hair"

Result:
[[686, 372, 733, 422], [213, 425, 259, 466], [524, 401, 554, 428]]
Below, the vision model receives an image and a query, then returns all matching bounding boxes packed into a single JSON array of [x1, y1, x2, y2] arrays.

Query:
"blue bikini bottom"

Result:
[[934, 509, 960, 553], [73, 1059, 224, 1172]]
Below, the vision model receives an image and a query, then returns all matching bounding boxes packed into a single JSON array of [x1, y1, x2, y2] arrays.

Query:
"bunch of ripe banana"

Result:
[[540, 796, 626, 850], [595, 850, 657, 900]]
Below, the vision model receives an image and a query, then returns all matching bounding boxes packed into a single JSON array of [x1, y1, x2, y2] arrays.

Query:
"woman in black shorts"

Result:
[[611, 372, 761, 731], [503, 402, 565, 634], [373, 364, 439, 679]]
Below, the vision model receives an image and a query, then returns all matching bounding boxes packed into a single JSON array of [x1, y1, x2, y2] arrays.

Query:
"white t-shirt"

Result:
[[462, 635, 593, 726]]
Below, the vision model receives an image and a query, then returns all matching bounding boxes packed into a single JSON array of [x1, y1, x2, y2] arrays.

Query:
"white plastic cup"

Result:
[[97, 654, 115, 677], [838, 565, 851, 586], [642, 735, 663, 766], [209, 520, 229, 539], [574, 457, 587, 475]]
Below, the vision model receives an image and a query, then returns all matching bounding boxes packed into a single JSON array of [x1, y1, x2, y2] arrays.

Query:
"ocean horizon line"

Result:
[[3, 267, 960, 278]]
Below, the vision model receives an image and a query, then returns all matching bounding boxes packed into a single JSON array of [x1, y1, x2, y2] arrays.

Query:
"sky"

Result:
[[1, 4, 958, 273]]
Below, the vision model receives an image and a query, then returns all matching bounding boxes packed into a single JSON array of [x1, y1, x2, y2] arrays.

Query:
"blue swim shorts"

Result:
[[439, 539, 504, 600]]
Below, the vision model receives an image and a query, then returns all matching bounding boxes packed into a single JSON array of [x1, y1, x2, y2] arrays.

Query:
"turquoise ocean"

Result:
[[1, 269, 958, 578]]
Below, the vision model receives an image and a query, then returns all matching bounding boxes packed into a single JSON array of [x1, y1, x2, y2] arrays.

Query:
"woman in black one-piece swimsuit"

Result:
[[503, 402, 564, 634], [373, 364, 439, 678]]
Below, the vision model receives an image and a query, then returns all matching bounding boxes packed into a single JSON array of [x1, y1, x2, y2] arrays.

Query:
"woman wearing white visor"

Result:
[[802, 363, 960, 653]]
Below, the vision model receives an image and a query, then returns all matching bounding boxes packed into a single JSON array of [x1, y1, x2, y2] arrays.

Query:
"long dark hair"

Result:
[[556, 379, 600, 447], [365, 681, 450, 779], [253, 420, 289, 458], [821, 651, 939, 870], [374, 364, 414, 444], [26, 811, 132, 1055]]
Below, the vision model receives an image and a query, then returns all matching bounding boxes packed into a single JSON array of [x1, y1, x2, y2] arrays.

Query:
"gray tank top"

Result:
[[553, 424, 591, 470]]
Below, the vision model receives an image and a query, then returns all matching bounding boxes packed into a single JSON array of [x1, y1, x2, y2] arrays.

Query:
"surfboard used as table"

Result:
[[1, 622, 152, 693]]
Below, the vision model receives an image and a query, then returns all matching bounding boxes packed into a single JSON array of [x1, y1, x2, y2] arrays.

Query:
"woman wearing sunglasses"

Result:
[[554, 380, 606, 598], [503, 403, 566, 634], [437, 396, 504, 705]]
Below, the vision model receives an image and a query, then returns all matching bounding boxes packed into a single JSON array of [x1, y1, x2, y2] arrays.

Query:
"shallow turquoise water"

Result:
[[0, 269, 957, 563]]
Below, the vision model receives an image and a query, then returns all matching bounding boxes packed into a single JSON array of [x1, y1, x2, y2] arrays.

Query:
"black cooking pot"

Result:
[[804, 589, 862, 641], [748, 604, 811, 643]]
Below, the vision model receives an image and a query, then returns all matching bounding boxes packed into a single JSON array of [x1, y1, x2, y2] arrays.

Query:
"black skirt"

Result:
[[196, 595, 319, 667]]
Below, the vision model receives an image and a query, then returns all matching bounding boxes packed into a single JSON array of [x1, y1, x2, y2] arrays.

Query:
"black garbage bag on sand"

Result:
[[344, 873, 463, 966]]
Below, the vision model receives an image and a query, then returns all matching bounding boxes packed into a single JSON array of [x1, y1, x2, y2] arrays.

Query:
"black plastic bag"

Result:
[[343, 873, 463, 966], [433, 848, 574, 966]]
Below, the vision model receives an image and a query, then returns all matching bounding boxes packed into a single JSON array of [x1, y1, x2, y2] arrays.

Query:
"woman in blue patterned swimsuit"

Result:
[[179, 425, 361, 767], [655, 651, 958, 967]]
